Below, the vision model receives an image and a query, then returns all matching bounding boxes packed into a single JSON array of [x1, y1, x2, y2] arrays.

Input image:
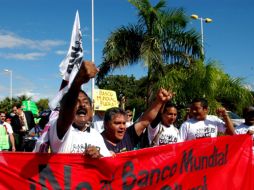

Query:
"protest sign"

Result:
[[93, 89, 119, 111], [0, 135, 253, 189], [22, 100, 39, 115]]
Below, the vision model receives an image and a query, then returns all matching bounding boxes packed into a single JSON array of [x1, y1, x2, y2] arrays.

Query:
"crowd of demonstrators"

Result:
[[0, 101, 53, 152], [147, 101, 180, 147], [1, 62, 253, 156], [101, 88, 173, 154], [0, 112, 16, 151], [179, 97, 235, 141]]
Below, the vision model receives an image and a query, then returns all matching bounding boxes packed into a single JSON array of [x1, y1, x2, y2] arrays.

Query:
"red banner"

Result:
[[0, 135, 253, 190]]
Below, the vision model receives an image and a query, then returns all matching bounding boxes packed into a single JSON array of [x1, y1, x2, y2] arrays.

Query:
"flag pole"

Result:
[[91, 0, 95, 112]]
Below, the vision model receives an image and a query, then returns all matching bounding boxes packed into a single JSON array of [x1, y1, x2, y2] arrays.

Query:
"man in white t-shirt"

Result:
[[49, 61, 110, 157], [179, 98, 235, 141], [235, 106, 254, 140]]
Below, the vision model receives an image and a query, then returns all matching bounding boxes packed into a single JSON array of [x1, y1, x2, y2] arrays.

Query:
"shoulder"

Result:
[[127, 123, 137, 133], [3, 121, 10, 126], [89, 127, 105, 138], [171, 124, 179, 131], [24, 111, 33, 115], [205, 115, 224, 125], [181, 119, 194, 127], [235, 123, 248, 130], [206, 115, 221, 121]]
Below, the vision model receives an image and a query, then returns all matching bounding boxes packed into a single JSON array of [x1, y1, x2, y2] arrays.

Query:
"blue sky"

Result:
[[0, 0, 253, 101]]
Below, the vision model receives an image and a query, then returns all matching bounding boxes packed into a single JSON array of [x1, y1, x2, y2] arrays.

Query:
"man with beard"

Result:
[[48, 61, 111, 158], [101, 88, 173, 153]]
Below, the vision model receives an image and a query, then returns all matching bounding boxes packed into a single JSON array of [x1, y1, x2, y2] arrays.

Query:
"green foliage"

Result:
[[157, 60, 254, 115], [0, 95, 49, 114], [97, 0, 203, 104], [0, 98, 12, 113], [97, 75, 137, 100], [36, 98, 49, 113], [96, 75, 147, 117], [16, 95, 32, 102]]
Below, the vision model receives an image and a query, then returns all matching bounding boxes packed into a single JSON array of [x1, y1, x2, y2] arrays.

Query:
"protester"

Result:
[[101, 88, 173, 153], [48, 60, 111, 158], [235, 106, 254, 140], [125, 109, 134, 128], [148, 101, 180, 146], [0, 112, 16, 151], [179, 97, 235, 141]]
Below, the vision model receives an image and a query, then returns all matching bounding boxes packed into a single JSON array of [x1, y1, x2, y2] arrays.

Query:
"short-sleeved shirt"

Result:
[[49, 118, 111, 157], [148, 122, 180, 146], [0, 122, 13, 150], [1, 122, 13, 134], [179, 115, 226, 141], [103, 124, 140, 153], [235, 123, 254, 140]]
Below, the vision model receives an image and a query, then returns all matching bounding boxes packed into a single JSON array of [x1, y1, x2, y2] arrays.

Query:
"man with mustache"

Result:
[[101, 88, 173, 153], [48, 61, 111, 158]]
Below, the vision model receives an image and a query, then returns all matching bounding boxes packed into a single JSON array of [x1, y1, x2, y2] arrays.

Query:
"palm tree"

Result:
[[157, 60, 253, 115], [16, 95, 32, 102], [96, 0, 202, 104]]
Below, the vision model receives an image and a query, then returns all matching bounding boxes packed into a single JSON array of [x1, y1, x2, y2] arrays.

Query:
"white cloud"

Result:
[[0, 52, 45, 60], [244, 84, 254, 91], [0, 31, 65, 50], [55, 50, 66, 55], [56, 49, 90, 56]]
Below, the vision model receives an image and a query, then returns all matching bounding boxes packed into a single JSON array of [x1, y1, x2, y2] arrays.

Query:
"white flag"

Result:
[[49, 10, 83, 110]]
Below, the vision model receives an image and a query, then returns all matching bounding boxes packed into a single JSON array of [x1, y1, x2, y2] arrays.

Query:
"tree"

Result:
[[96, 0, 202, 105], [97, 75, 147, 118], [16, 95, 32, 102], [0, 98, 12, 113], [36, 98, 49, 113], [157, 60, 253, 116]]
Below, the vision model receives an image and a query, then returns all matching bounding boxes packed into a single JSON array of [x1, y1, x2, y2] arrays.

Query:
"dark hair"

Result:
[[13, 102, 22, 109], [243, 106, 254, 118], [104, 107, 126, 123], [162, 101, 177, 113], [191, 98, 208, 109], [79, 89, 92, 106], [150, 101, 178, 128]]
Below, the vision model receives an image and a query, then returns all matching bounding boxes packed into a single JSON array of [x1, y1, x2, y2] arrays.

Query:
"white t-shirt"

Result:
[[49, 118, 111, 157], [148, 122, 180, 146], [126, 121, 134, 128], [235, 123, 254, 140], [2, 122, 14, 134], [92, 114, 104, 133], [179, 115, 226, 141]]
